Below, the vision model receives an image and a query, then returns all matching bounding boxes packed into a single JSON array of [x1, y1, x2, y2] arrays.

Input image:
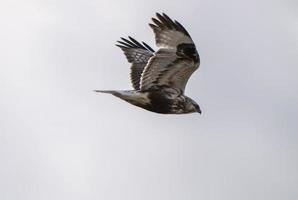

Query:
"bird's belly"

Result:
[[143, 91, 179, 114]]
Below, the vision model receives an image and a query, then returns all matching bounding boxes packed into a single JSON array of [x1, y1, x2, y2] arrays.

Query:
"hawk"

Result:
[[95, 13, 201, 114]]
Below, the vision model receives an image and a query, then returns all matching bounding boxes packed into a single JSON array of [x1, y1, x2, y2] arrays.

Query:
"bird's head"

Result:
[[185, 97, 201, 114]]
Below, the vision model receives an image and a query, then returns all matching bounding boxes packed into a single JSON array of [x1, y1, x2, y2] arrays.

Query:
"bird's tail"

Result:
[[94, 89, 147, 107], [94, 89, 144, 100], [94, 90, 118, 95], [94, 90, 126, 98]]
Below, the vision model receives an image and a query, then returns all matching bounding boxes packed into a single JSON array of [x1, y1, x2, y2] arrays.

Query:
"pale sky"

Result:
[[1, 0, 298, 200]]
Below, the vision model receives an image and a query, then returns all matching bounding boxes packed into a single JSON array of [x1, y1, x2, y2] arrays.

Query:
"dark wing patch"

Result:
[[116, 36, 155, 90], [176, 43, 200, 63]]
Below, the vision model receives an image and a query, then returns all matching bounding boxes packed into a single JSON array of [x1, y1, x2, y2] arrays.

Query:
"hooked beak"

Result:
[[194, 104, 201, 114]]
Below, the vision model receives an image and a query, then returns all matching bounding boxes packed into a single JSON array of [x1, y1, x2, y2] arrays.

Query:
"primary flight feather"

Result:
[[95, 13, 202, 114]]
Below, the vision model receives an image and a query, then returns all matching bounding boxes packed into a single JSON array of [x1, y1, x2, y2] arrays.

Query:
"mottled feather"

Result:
[[148, 13, 193, 49], [140, 13, 200, 93], [96, 13, 202, 114], [116, 36, 154, 90]]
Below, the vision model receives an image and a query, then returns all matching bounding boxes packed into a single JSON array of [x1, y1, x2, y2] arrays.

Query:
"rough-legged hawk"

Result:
[[95, 13, 201, 114]]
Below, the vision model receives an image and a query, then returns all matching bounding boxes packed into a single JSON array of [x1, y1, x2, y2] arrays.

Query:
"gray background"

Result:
[[1, 0, 298, 199]]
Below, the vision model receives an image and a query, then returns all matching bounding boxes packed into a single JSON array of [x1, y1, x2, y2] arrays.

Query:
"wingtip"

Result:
[[115, 44, 125, 49], [156, 12, 162, 18], [149, 23, 158, 29], [155, 12, 167, 16]]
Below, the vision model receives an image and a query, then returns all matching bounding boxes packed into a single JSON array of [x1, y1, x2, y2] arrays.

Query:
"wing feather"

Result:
[[116, 36, 154, 90], [140, 50, 198, 92], [140, 13, 200, 93], [149, 13, 193, 49]]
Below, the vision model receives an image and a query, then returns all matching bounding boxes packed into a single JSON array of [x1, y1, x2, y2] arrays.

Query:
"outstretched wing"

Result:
[[140, 13, 200, 93], [116, 36, 154, 90]]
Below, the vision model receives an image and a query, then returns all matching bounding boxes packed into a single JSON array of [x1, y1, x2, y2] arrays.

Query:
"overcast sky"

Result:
[[1, 0, 298, 200]]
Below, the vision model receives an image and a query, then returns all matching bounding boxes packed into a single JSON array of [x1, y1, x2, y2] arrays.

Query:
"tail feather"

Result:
[[94, 90, 126, 98], [94, 89, 149, 107], [94, 90, 117, 94]]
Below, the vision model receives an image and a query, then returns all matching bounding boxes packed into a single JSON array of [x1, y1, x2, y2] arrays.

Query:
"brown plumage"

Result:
[[95, 13, 202, 114]]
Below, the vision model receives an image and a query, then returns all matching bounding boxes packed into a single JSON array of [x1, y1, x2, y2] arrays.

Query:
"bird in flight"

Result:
[[95, 13, 201, 114]]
